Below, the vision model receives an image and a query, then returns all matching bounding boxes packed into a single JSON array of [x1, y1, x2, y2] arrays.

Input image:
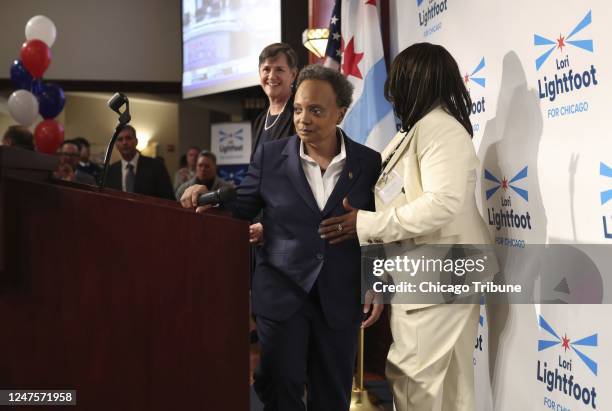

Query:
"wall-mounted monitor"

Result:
[[182, 0, 281, 98]]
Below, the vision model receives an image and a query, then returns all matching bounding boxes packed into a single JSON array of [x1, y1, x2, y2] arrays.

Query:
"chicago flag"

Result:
[[324, 0, 396, 151]]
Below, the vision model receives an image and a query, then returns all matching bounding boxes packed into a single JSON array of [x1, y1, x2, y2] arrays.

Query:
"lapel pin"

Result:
[[348, 171, 353, 179]]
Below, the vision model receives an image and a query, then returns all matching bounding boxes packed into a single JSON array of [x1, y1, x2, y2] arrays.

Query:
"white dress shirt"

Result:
[[299, 135, 346, 211], [120, 152, 139, 192]]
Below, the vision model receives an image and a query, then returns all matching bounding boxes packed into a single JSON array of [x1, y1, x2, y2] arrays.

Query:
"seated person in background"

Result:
[[175, 150, 233, 200], [53, 139, 97, 185], [2, 125, 34, 150], [173, 146, 200, 190], [104, 125, 174, 200], [74, 136, 102, 183]]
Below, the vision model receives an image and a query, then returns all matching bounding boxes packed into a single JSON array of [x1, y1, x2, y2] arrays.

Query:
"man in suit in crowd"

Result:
[[54, 139, 97, 185], [181, 65, 383, 410], [175, 150, 233, 200], [105, 125, 174, 200], [74, 136, 102, 184]]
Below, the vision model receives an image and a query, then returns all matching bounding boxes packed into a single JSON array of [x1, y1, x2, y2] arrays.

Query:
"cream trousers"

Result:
[[386, 303, 479, 411]]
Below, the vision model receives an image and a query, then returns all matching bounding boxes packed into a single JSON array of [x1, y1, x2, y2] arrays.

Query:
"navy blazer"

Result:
[[233, 133, 381, 329], [105, 154, 174, 200]]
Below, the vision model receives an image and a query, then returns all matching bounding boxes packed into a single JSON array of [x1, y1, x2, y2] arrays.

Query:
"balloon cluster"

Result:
[[8, 16, 65, 154]]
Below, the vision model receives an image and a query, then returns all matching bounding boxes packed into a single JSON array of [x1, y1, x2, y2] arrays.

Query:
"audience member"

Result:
[[74, 137, 102, 183], [53, 140, 97, 185], [2, 125, 34, 150], [175, 150, 233, 200], [104, 125, 174, 200], [173, 146, 200, 190]]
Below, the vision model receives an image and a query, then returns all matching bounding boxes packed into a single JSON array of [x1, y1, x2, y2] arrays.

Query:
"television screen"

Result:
[[182, 0, 282, 98]]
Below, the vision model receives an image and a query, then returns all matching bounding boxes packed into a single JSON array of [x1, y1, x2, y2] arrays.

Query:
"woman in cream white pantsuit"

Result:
[[319, 43, 496, 411]]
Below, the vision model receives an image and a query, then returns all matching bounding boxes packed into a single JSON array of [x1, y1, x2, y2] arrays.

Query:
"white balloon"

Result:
[[8, 90, 39, 127], [25, 15, 57, 47]]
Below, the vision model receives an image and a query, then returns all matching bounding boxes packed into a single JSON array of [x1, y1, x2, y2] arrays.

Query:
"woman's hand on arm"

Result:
[[319, 198, 360, 244]]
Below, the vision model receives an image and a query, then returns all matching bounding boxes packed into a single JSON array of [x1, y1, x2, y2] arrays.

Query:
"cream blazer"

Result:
[[356, 107, 497, 309]]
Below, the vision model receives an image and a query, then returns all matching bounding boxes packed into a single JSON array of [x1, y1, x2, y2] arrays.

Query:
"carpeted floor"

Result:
[[249, 340, 394, 410], [249, 380, 394, 410]]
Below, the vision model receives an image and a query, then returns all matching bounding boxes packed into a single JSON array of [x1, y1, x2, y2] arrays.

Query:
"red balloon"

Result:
[[20, 39, 51, 79], [34, 119, 64, 154]]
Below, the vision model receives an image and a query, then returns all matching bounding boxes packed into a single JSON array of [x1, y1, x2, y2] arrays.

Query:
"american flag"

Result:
[[324, 0, 342, 69]]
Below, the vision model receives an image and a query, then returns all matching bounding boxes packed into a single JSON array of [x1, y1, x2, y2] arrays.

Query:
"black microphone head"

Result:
[[107, 92, 128, 112], [218, 185, 236, 203]]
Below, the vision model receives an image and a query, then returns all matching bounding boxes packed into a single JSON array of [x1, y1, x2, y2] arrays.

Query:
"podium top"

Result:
[[0, 146, 58, 173]]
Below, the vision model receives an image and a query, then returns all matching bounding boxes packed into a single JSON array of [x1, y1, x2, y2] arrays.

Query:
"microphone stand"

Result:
[[99, 94, 131, 189], [350, 327, 383, 410]]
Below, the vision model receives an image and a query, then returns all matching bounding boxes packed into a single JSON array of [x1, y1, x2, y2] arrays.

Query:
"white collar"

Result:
[[121, 152, 140, 170], [299, 129, 346, 165]]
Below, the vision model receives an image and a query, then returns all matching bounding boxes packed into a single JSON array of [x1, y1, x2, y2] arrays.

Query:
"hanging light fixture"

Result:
[[302, 28, 330, 58]]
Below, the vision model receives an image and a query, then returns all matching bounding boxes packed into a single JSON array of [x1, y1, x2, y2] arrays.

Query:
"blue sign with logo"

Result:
[[218, 164, 248, 186]]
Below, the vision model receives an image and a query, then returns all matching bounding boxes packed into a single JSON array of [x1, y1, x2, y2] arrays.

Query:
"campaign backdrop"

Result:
[[388, 1, 612, 409]]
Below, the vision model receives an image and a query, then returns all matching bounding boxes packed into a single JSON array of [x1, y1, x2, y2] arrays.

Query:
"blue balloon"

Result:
[[31, 79, 44, 96], [10, 60, 33, 90], [37, 82, 65, 119]]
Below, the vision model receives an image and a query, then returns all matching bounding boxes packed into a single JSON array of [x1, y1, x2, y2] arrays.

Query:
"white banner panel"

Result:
[[389, 0, 612, 409]]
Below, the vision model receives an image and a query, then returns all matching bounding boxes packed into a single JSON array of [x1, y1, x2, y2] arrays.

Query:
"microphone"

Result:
[[100, 92, 131, 189], [197, 185, 236, 206]]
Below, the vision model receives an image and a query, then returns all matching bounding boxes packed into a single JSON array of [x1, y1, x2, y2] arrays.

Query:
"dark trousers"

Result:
[[253, 295, 360, 411]]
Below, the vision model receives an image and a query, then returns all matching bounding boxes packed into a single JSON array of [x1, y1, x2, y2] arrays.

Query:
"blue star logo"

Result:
[[538, 315, 598, 376], [484, 166, 528, 202], [534, 10, 593, 71], [464, 57, 486, 88], [219, 128, 244, 143], [600, 162, 612, 206]]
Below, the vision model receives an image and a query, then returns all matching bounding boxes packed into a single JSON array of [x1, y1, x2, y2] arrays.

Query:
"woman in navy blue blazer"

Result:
[[181, 65, 382, 410]]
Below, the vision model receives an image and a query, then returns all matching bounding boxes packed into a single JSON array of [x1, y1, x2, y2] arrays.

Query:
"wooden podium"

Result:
[[0, 147, 250, 410]]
